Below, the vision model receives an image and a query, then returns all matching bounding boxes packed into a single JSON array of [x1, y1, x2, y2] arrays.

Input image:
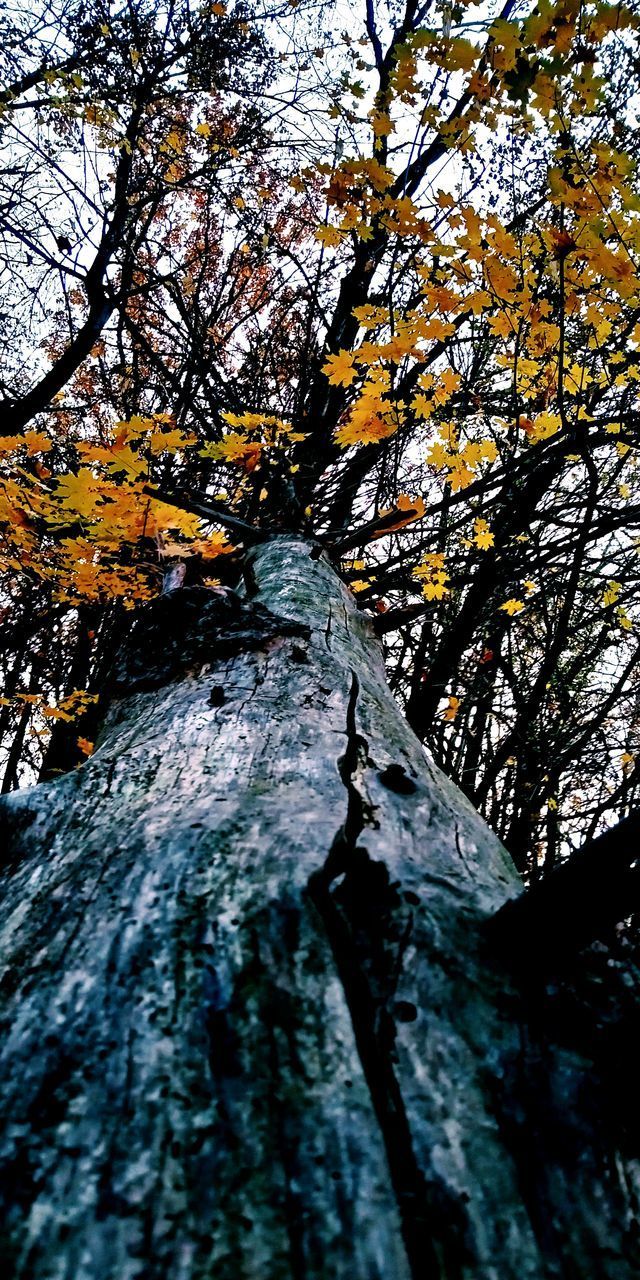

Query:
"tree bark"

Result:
[[0, 537, 638, 1279]]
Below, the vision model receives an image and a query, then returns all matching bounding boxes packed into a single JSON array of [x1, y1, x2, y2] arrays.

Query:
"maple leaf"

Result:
[[353, 305, 389, 329], [1, 431, 52, 456], [445, 38, 479, 73], [500, 598, 525, 616], [488, 314, 514, 340], [372, 495, 426, 536], [527, 412, 561, 444], [0, 435, 24, 455], [413, 553, 450, 600], [322, 350, 358, 387], [442, 695, 460, 721], [53, 470, 102, 520], [25, 431, 53, 455], [189, 534, 233, 559], [434, 369, 461, 403], [200, 435, 263, 470], [335, 415, 396, 448], [369, 109, 394, 137], [148, 428, 197, 454], [602, 580, 621, 606], [314, 225, 343, 249], [42, 704, 74, 721], [412, 394, 434, 420], [446, 457, 475, 492], [473, 519, 494, 550], [427, 440, 452, 469]]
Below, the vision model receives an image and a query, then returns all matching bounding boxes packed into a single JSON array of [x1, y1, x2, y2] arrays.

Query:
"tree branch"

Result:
[[486, 812, 640, 972], [144, 484, 266, 544]]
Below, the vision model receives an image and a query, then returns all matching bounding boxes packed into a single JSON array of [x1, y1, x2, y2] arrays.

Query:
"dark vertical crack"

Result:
[[308, 671, 444, 1280], [453, 822, 473, 878], [324, 604, 333, 650], [339, 671, 368, 848]]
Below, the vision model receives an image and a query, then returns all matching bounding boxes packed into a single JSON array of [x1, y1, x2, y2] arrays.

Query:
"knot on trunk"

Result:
[[107, 586, 310, 695]]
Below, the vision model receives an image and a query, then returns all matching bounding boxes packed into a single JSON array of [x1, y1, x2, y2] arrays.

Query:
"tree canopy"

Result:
[[1, 0, 639, 876]]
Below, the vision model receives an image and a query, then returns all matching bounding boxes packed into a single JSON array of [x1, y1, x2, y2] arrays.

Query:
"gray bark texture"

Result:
[[0, 536, 638, 1280]]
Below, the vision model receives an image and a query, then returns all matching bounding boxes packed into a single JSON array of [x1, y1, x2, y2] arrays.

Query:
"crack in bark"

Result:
[[453, 822, 473, 879], [308, 671, 443, 1280], [324, 604, 333, 651], [339, 671, 370, 850]]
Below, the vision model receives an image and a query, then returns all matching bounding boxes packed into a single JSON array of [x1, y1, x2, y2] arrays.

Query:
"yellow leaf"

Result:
[[0, 435, 24, 455], [436, 368, 461, 402], [353, 305, 388, 329], [322, 350, 358, 387], [335, 414, 397, 448], [148, 428, 197, 454], [200, 435, 263, 470], [487, 313, 514, 340], [427, 440, 452, 469], [473, 518, 494, 550], [446, 38, 479, 72], [314, 225, 343, 248], [446, 457, 475, 492], [54, 470, 101, 519], [412, 394, 433, 420], [500, 598, 525, 616], [370, 109, 394, 137], [527, 411, 561, 444], [191, 534, 233, 559], [372, 495, 426, 536], [602, 580, 621, 606], [413, 553, 450, 600], [164, 131, 185, 154]]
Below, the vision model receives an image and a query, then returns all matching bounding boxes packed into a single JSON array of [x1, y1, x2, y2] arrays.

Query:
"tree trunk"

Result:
[[0, 537, 638, 1280]]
